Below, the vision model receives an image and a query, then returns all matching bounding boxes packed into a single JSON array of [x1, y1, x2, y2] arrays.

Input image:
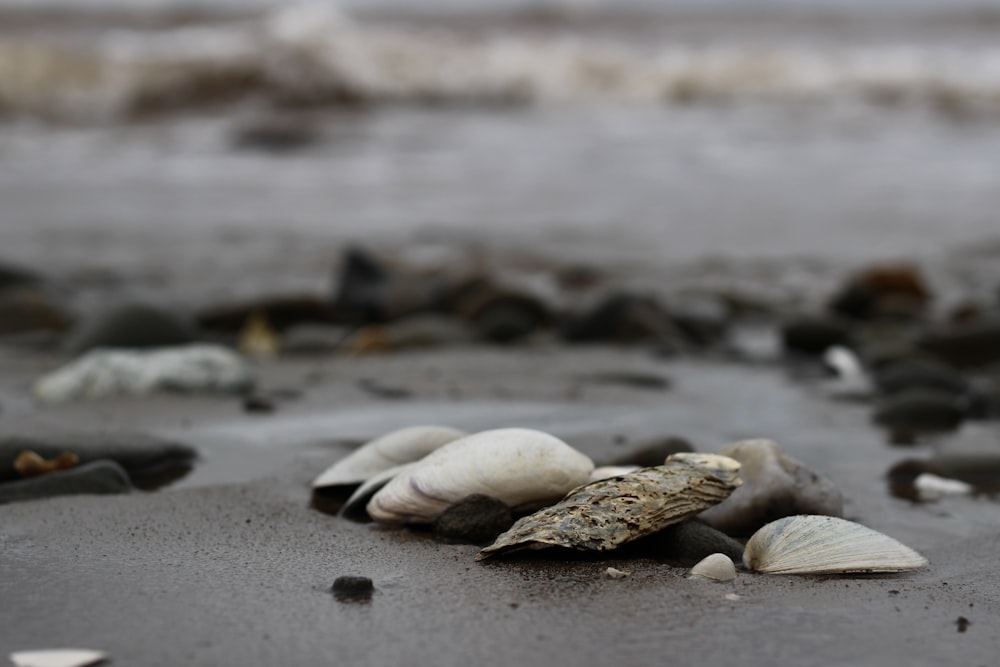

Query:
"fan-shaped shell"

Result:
[[366, 428, 594, 524], [312, 425, 466, 489], [476, 453, 742, 560], [340, 463, 416, 519], [690, 553, 736, 582], [743, 515, 928, 574]]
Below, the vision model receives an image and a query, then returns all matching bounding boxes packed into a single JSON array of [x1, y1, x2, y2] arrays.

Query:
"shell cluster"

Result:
[[314, 430, 928, 578]]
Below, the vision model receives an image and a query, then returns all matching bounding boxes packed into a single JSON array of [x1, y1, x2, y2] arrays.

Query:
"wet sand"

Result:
[[2, 346, 999, 665]]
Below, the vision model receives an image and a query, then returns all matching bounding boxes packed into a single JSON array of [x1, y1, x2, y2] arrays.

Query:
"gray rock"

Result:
[[0, 287, 73, 336], [698, 439, 844, 537], [66, 303, 198, 354], [432, 494, 514, 544], [874, 359, 967, 397], [0, 460, 131, 505], [780, 317, 853, 356], [873, 389, 965, 443], [637, 519, 745, 566], [331, 576, 374, 602], [0, 431, 196, 489]]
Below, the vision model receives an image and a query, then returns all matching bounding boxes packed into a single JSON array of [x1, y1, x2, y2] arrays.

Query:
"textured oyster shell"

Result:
[[367, 428, 594, 524], [477, 453, 741, 560], [743, 515, 928, 574], [312, 425, 466, 489]]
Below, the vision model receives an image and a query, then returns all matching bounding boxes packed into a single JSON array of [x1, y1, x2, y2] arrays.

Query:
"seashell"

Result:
[[10, 649, 108, 667], [689, 553, 736, 582], [477, 453, 741, 560], [312, 425, 466, 489], [367, 428, 594, 524], [743, 515, 927, 575], [587, 465, 640, 483], [340, 463, 417, 519]]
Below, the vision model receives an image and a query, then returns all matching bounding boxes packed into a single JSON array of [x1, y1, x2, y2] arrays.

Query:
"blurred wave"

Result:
[[3, 5, 1000, 121]]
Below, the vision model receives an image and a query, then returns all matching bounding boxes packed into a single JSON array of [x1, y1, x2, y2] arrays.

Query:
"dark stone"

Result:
[[887, 455, 1000, 500], [451, 279, 550, 344], [0, 288, 74, 336], [432, 494, 514, 545], [577, 372, 671, 391], [561, 293, 683, 351], [635, 520, 745, 566], [356, 378, 412, 400], [918, 318, 1000, 368], [605, 437, 694, 467], [0, 460, 131, 505], [780, 317, 852, 356], [0, 432, 197, 490], [828, 264, 930, 322], [231, 115, 322, 153], [0, 260, 41, 289], [666, 295, 731, 346], [966, 379, 1000, 420], [331, 576, 374, 601], [332, 246, 391, 324], [873, 389, 965, 443], [873, 358, 967, 397], [65, 303, 198, 354], [242, 395, 276, 414]]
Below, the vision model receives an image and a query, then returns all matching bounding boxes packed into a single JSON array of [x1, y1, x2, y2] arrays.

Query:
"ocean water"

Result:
[[1, 2, 999, 305]]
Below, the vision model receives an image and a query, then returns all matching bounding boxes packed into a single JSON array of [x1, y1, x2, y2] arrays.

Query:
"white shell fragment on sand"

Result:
[[10, 649, 108, 667], [690, 553, 737, 582], [477, 453, 741, 560], [913, 473, 973, 502], [33, 344, 253, 403], [367, 428, 594, 524], [312, 425, 466, 489], [743, 515, 928, 575], [604, 567, 631, 579]]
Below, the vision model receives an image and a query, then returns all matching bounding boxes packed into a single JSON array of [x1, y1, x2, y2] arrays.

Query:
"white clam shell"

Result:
[[367, 428, 594, 524], [312, 425, 466, 489], [10, 649, 108, 667], [743, 515, 928, 574], [690, 553, 736, 582], [340, 462, 417, 518]]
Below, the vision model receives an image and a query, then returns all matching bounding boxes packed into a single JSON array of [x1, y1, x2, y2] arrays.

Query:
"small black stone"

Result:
[[873, 389, 965, 442], [331, 576, 374, 601], [432, 494, 514, 545], [780, 317, 852, 356], [242, 395, 276, 414], [636, 520, 745, 566]]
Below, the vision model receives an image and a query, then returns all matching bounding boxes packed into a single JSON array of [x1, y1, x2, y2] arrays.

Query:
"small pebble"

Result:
[[331, 576, 374, 601], [242, 395, 276, 414], [604, 567, 631, 579]]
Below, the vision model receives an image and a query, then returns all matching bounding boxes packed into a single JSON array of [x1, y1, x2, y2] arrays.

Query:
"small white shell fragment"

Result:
[[33, 344, 253, 403], [312, 425, 466, 489], [913, 473, 973, 502], [368, 428, 594, 524], [743, 515, 928, 575], [689, 553, 736, 582], [604, 567, 631, 579], [724, 593, 743, 601], [588, 465, 640, 483], [10, 649, 108, 667]]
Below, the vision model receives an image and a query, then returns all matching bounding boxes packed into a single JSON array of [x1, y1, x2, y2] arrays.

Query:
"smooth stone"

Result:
[[966, 378, 1000, 420], [780, 317, 852, 356], [699, 439, 844, 537], [872, 389, 965, 443], [918, 318, 1000, 368], [0, 460, 131, 505], [0, 260, 41, 289], [65, 303, 197, 354], [689, 553, 737, 582], [605, 436, 694, 467], [887, 455, 1000, 501], [561, 293, 683, 351], [0, 432, 196, 488], [331, 247, 436, 325], [331, 576, 374, 601], [432, 494, 514, 545], [666, 294, 731, 346], [231, 114, 323, 152], [451, 280, 550, 344], [873, 359, 967, 397], [635, 520, 745, 566], [0, 288, 73, 336]]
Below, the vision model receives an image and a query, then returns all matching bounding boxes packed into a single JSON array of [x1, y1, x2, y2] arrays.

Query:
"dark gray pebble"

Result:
[[561, 293, 683, 352], [633, 520, 745, 567], [332, 576, 374, 601], [66, 302, 198, 354], [605, 437, 693, 467], [873, 389, 965, 443], [432, 494, 514, 544], [0, 431, 197, 489], [242, 395, 276, 414], [874, 359, 967, 397], [0, 460, 131, 505], [918, 318, 1000, 368]]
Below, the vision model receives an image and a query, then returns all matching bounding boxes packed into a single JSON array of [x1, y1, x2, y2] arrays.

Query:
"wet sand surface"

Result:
[[2, 346, 999, 665]]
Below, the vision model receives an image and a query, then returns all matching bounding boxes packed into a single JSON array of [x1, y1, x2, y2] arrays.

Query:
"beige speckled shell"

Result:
[[743, 515, 928, 574], [476, 453, 742, 560]]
